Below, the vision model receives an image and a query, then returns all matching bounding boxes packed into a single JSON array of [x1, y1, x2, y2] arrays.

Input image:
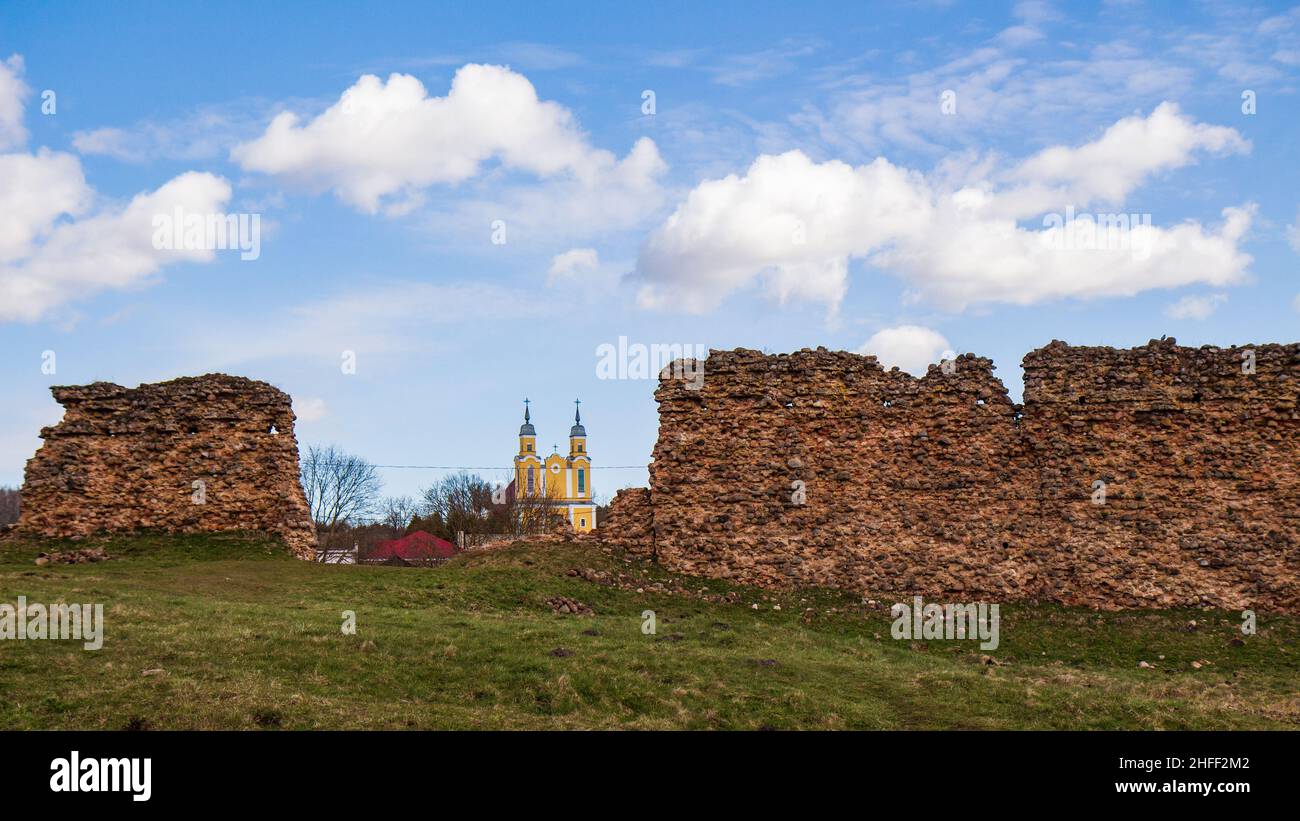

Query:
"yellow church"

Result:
[[510, 399, 596, 533]]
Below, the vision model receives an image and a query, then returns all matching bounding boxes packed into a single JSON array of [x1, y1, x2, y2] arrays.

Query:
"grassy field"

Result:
[[0, 532, 1296, 730]]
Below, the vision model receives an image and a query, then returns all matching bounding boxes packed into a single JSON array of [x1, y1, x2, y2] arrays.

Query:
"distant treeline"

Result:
[[0, 487, 19, 525], [299, 445, 609, 553]]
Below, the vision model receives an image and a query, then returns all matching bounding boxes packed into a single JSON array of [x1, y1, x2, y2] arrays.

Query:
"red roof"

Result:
[[369, 531, 458, 561]]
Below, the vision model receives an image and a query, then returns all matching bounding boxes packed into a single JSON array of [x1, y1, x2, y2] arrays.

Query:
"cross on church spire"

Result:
[[523, 397, 530, 423], [574, 398, 581, 424]]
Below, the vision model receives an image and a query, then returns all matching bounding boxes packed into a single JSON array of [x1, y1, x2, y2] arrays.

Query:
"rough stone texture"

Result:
[[596, 488, 655, 557], [17, 375, 317, 559], [604, 339, 1300, 612]]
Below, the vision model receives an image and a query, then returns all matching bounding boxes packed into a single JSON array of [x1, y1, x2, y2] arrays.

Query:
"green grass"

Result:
[[0, 532, 1296, 729]]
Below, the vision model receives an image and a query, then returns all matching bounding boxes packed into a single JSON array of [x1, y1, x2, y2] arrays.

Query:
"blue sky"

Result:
[[1, 0, 1297, 503]]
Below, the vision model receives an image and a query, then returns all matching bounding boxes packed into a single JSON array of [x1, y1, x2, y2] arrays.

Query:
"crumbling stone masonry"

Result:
[[17, 375, 317, 559], [599, 487, 654, 557], [600, 339, 1300, 612]]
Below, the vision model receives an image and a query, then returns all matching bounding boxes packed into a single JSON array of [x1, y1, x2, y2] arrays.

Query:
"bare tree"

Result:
[[378, 495, 419, 538], [510, 478, 568, 537], [300, 445, 382, 546], [418, 471, 571, 546], [420, 472, 499, 538], [0, 486, 20, 526]]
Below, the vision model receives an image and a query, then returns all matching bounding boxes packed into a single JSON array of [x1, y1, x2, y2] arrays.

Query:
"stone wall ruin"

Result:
[[601, 338, 1300, 612], [16, 375, 317, 559]]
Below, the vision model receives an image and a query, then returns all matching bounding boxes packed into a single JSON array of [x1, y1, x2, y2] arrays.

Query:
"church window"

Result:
[[527, 467, 535, 494], [577, 469, 585, 493], [580, 518, 586, 528]]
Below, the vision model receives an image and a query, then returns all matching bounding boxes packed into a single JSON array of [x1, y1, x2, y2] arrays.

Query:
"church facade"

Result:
[[510, 400, 596, 533]]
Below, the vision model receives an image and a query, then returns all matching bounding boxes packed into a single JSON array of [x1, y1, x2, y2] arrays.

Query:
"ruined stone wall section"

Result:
[[597, 488, 655, 558], [1020, 340, 1300, 610], [17, 375, 317, 559], [617, 339, 1300, 611]]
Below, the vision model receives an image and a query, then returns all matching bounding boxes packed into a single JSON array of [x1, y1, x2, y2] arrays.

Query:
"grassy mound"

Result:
[[0, 532, 1296, 729]]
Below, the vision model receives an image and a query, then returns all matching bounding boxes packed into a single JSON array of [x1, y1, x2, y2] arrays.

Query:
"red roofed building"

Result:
[[366, 531, 458, 565]]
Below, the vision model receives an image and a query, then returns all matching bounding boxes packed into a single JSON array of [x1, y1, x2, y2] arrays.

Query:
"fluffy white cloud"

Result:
[[0, 54, 30, 150], [232, 64, 666, 217], [0, 54, 32, 150], [0, 55, 233, 322], [293, 397, 329, 423], [1003, 102, 1247, 218], [1, 171, 232, 321], [0, 149, 91, 261], [857, 325, 951, 376], [1164, 293, 1227, 320], [547, 248, 599, 285], [634, 104, 1253, 314], [71, 127, 135, 158]]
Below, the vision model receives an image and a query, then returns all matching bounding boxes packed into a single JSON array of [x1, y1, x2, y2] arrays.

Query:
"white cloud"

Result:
[[293, 397, 329, 423], [857, 325, 951, 376], [425, 133, 666, 241], [0, 149, 92, 262], [784, 7, 1298, 167], [1164, 292, 1227, 320], [72, 104, 276, 164], [995, 26, 1045, 48], [0, 54, 29, 150], [776, 0, 1299, 168], [71, 127, 136, 158], [794, 47, 1196, 159], [0, 56, 233, 322], [546, 248, 599, 285], [1, 171, 233, 321], [633, 105, 1253, 315], [705, 39, 821, 86], [231, 64, 666, 218], [992, 1, 1057, 45], [1003, 102, 1248, 217], [1013, 1, 1059, 25]]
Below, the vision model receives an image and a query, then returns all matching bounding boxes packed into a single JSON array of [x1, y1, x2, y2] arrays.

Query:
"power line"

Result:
[[304, 457, 649, 471], [366, 463, 649, 470]]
